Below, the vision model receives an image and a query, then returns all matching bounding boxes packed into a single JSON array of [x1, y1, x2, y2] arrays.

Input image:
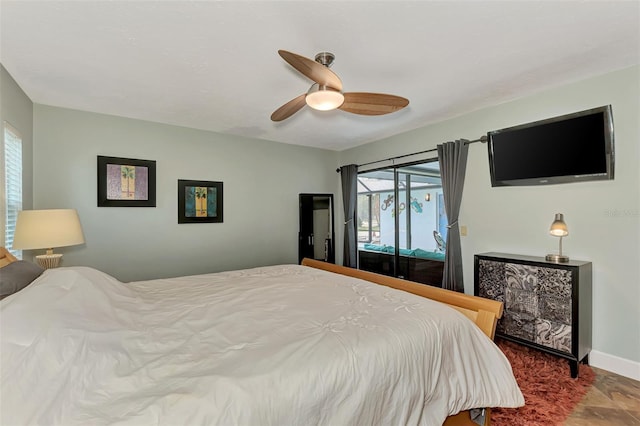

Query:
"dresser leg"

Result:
[[570, 360, 579, 378]]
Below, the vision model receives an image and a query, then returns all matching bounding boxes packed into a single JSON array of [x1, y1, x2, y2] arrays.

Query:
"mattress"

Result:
[[1, 264, 523, 425]]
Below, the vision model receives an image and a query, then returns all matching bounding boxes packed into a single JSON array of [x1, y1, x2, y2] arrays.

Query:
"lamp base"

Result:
[[545, 253, 569, 263], [35, 253, 63, 269]]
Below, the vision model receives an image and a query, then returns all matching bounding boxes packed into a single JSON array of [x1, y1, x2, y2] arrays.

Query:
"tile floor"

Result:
[[565, 367, 640, 425]]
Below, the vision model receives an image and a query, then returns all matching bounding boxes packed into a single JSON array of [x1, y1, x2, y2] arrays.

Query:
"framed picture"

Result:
[[178, 179, 223, 224], [97, 156, 156, 207]]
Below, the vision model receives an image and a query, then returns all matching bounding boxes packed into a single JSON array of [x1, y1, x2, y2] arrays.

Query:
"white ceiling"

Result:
[[1, 1, 638, 151]]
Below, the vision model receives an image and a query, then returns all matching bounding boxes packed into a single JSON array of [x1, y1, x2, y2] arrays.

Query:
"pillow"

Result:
[[0, 260, 45, 299]]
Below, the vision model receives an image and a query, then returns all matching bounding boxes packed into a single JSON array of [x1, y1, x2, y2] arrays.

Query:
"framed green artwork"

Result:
[[178, 179, 223, 224]]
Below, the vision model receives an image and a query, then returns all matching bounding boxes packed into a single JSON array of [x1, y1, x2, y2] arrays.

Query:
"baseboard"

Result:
[[590, 350, 640, 381]]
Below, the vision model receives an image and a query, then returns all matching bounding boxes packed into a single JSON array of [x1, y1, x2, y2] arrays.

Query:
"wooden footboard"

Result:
[[301, 258, 502, 426]]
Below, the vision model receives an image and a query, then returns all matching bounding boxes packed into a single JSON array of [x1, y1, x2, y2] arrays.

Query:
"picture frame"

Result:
[[178, 179, 223, 224], [97, 156, 156, 207]]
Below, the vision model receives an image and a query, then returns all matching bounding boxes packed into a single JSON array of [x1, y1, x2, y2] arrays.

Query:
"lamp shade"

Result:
[[12, 209, 85, 250], [305, 84, 344, 111], [549, 213, 569, 237]]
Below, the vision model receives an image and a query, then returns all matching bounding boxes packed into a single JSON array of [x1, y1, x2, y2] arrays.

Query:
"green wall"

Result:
[[32, 106, 338, 281]]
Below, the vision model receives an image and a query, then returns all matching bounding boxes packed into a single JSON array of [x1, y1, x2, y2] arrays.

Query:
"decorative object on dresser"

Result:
[[11, 209, 85, 269], [546, 213, 570, 262], [474, 252, 592, 378]]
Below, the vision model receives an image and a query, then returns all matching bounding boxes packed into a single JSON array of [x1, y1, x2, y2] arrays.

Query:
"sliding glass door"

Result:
[[357, 160, 446, 284]]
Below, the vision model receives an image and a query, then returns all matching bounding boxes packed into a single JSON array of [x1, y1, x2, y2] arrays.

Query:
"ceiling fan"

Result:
[[271, 50, 409, 122]]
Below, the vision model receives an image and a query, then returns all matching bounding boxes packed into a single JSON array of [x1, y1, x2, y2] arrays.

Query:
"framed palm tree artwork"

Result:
[[97, 156, 156, 207], [178, 179, 223, 224]]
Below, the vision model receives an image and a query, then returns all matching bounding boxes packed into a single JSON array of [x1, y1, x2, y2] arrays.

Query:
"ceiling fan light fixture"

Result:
[[305, 84, 344, 111], [271, 50, 409, 121]]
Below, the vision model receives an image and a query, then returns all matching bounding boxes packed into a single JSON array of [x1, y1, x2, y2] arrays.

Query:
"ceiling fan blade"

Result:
[[339, 92, 409, 116], [271, 94, 307, 122], [278, 50, 343, 91]]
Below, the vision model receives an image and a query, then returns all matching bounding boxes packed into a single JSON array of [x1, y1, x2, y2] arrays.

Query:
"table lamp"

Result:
[[545, 213, 569, 263], [12, 209, 85, 269]]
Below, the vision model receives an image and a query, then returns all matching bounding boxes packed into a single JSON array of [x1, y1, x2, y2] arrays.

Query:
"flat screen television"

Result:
[[487, 105, 614, 187]]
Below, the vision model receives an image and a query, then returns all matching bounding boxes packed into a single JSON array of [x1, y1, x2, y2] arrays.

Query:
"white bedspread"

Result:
[[1, 265, 523, 425]]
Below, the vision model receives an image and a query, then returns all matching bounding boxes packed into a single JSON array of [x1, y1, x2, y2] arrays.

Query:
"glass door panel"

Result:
[[395, 170, 409, 279], [357, 160, 446, 285], [357, 167, 397, 277]]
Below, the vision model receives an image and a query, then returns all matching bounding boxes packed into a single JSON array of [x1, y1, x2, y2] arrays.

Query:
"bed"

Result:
[[0, 253, 523, 425]]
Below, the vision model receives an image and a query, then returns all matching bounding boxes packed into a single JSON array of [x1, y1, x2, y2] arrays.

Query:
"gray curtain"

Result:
[[437, 140, 469, 292], [340, 164, 358, 268]]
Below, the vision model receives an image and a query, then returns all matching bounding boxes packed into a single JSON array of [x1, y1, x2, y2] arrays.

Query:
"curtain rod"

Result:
[[336, 135, 487, 173]]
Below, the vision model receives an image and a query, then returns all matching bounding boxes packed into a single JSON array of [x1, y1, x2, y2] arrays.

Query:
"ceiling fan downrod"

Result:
[[314, 52, 335, 68]]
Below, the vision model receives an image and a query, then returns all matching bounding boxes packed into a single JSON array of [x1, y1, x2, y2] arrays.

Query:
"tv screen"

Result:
[[487, 105, 614, 187]]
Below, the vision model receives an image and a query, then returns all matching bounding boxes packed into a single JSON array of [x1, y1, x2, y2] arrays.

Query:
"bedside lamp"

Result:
[[12, 209, 85, 269], [545, 213, 569, 263]]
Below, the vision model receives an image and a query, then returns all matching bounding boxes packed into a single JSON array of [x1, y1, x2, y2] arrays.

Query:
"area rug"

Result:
[[491, 338, 595, 426]]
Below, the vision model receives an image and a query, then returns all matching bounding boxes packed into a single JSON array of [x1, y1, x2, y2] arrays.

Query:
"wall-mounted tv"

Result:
[[487, 105, 614, 187]]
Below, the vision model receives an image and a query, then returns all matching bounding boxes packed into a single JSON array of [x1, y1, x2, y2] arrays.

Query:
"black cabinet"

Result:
[[299, 194, 334, 264], [474, 252, 592, 378]]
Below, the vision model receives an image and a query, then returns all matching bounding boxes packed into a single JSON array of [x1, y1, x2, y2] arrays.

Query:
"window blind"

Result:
[[4, 122, 23, 258]]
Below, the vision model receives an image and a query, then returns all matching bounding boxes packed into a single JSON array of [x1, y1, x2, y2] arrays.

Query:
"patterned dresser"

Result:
[[474, 252, 592, 378]]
